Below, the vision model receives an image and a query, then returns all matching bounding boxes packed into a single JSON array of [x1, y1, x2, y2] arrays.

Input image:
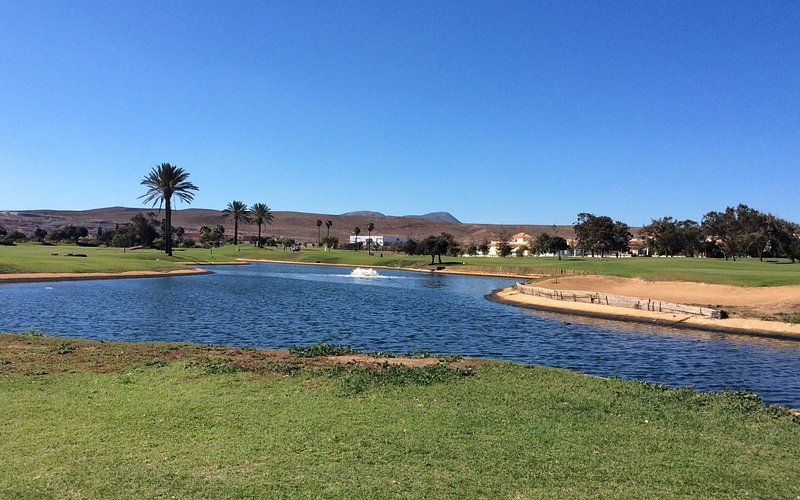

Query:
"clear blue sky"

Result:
[[1, 1, 798, 225]]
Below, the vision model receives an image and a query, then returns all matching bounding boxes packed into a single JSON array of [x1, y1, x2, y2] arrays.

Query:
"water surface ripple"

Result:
[[2, 263, 799, 407]]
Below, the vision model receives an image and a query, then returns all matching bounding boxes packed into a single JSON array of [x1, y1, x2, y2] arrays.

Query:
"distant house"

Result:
[[348, 235, 407, 246], [484, 232, 533, 257], [510, 232, 532, 248]]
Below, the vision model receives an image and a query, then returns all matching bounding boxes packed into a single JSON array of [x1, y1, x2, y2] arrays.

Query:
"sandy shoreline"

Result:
[[490, 287, 800, 341], [0, 267, 211, 284], [535, 275, 800, 315]]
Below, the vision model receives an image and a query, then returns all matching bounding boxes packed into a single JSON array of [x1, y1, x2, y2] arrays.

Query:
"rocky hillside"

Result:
[[0, 207, 575, 242]]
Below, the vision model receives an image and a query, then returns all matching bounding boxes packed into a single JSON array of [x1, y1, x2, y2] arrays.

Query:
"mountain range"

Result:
[[0, 207, 576, 242]]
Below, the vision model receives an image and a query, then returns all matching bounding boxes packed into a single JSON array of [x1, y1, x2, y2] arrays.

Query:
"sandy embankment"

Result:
[[0, 268, 211, 284], [492, 276, 800, 341]]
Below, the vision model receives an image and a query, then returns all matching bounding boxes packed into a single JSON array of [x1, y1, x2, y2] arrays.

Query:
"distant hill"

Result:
[[0, 207, 577, 242], [340, 211, 386, 218], [405, 212, 461, 224]]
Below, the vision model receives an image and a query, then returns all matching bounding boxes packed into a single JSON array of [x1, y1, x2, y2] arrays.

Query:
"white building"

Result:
[[349, 235, 407, 246]]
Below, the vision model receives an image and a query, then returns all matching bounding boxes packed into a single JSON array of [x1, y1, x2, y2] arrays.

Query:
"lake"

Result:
[[2, 262, 799, 407]]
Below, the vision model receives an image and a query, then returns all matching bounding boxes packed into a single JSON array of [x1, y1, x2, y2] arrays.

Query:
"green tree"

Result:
[[546, 236, 569, 260], [321, 236, 339, 249], [366, 222, 375, 255], [353, 226, 361, 250], [402, 238, 419, 256], [222, 201, 252, 246], [421, 233, 456, 264], [198, 226, 214, 248], [574, 213, 631, 257], [6, 230, 27, 241], [316, 219, 322, 245], [33, 227, 48, 243], [251, 203, 274, 248], [60, 225, 89, 245], [129, 213, 158, 247], [767, 217, 800, 262], [322, 220, 334, 251], [139, 163, 198, 256], [477, 240, 490, 256], [213, 225, 226, 246], [702, 207, 744, 260], [531, 233, 551, 256], [641, 217, 701, 257]]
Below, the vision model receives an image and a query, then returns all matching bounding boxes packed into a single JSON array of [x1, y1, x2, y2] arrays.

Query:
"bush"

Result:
[[289, 343, 361, 357]]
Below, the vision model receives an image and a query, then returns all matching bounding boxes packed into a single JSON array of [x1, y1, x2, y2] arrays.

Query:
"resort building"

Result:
[[348, 235, 407, 246], [484, 232, 533, 257]]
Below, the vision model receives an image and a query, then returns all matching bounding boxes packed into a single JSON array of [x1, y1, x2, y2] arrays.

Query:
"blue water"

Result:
[[2, 262, 800, 407]]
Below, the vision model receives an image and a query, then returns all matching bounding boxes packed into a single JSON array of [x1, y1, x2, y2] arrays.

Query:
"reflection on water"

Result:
[[1, 262, 799, 407]]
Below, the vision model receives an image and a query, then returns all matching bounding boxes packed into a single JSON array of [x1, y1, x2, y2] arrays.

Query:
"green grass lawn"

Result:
[[218, 246, 800, 286], [3, 243, 800, 286], [0, 334, 797, 498]]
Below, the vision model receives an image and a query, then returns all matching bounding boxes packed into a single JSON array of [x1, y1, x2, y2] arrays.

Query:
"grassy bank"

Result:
[[3, 243, 800, 286], [0, 333, 798, 498]]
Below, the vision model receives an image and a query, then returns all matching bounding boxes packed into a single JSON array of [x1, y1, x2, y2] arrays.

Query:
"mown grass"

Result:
[[4, 243, 800, 286], [233, 247, 800, 286], [0, 334, 798, 498]]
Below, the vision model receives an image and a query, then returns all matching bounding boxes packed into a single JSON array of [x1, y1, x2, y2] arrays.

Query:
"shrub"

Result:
[[289, 343, 361, 357]]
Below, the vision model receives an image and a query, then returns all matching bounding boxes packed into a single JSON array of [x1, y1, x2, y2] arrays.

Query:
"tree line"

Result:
[[575, 205, 799, 261]]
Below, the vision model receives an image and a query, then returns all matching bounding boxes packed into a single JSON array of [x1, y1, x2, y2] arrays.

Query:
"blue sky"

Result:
[[1, 1, 798, 225]]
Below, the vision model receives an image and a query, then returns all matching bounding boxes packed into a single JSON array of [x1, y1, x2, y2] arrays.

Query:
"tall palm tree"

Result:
[[316, 219, 322, 245], [251, 203, 273, 247], [139, 163, 198, 256], [222, 201, 252, 246], [366, 221, 375, 255], [323, 219, 334, 251], [353, 226, 361, 251]]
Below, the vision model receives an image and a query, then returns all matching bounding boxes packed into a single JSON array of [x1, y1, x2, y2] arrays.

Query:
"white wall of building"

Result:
[[348, 235, 407, 246]]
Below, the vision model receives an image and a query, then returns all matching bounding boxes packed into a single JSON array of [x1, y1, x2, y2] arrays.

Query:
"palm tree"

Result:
[[222, 201, 252, 246], [323, 219, 334, 251], [139, 163, 198, 256], [366, 221, 375, 255], [316, 219, 322, 245], [251, 203, 273, 247], [353, 226, 361, 251]]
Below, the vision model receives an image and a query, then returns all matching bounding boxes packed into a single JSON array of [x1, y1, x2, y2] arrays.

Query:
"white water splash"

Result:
[[349, 267, 380, 278]]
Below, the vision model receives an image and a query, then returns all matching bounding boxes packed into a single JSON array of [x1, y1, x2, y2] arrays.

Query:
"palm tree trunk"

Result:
[[165, 197, 172, 256], [257, 222, 262, 247], [234, 220, 239, 245]]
